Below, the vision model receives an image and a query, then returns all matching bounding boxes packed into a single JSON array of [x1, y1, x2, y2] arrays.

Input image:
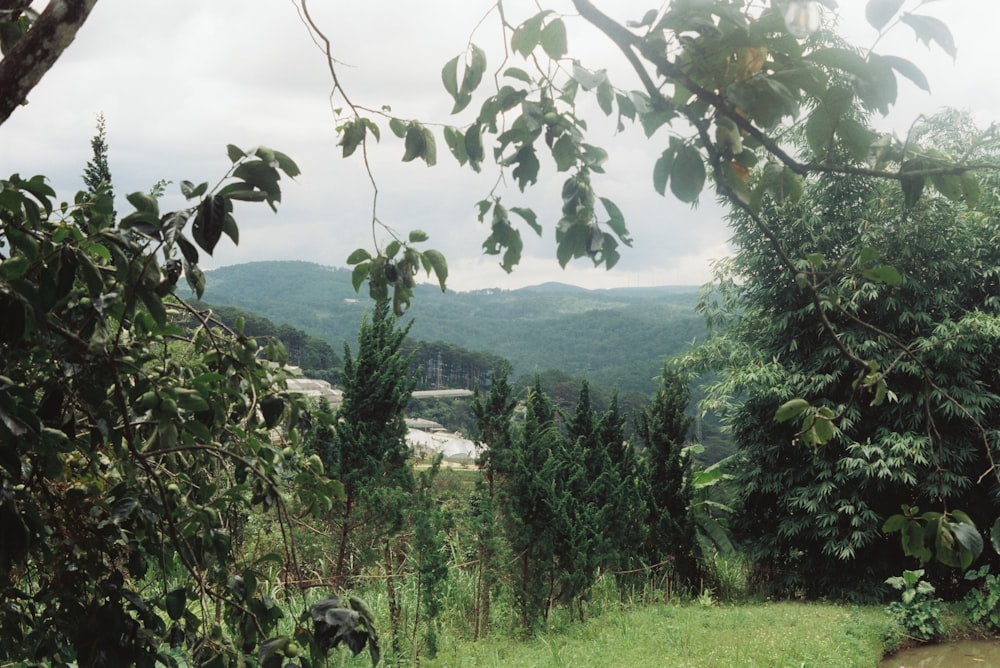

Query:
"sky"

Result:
[[1, 1, 996, 292]]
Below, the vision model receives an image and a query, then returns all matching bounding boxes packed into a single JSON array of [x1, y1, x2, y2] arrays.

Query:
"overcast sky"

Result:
[[1, 1, 995, 291]]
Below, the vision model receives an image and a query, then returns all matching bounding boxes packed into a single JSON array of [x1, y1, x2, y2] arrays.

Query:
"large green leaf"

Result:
[[540, 18, 567, 59], [669, 144, 704, 203], [865, 0, 904, 31]]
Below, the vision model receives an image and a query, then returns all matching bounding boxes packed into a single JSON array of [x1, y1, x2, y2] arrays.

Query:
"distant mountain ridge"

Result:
[[198, 261, 705, 396]]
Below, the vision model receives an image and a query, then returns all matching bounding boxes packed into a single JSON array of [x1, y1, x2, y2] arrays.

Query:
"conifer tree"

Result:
[[637, 366, 699, 591], [82, 113, 113, 202], [599, 392, 648, 596], [331, 300, 416, 643], [504, 379, 561, 631], [469, 365, 517, 639]]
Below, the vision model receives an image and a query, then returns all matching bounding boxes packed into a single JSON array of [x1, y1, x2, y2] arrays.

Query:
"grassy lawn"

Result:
[[422, 602, 892, 668]]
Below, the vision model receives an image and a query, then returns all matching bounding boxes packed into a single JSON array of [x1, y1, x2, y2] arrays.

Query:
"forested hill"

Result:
[[199, 261, 705, 395]]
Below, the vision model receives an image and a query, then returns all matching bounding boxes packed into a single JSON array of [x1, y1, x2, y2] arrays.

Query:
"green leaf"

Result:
[[346, 248, 371, 265], [551, 134, 577, 172], [456, 44, 487, 114], [813, 415, 835, 444], [836, 119, 873, 162], [180, 180, 208, 200], [652, 147, 674, 196], [510, 206, 542, 235], [991, 517, 1000, 555], [512, 13, 546, 58], [226, 144, 246, 163], [504, 67, 533, 84], [774, 398, 809, 423], [126, 191, 160, 216], [422, 249, 448, 291], [385, 240, 401, 259], [408, 229, 429, 243], [165, 588, 186, 621], [184, 262, 206, 299], [351, 262, 370, 293], [865, 0, 904, 31], [441, 54, 460, 101], [900, 13, 956, 58], [540, 18, 567, 59], [862, 264, 903, 286], [883, 514, 907, 533], [443, 126, 468, 165], [596, 80, 614, 116], [878, 54, 929, 92], [389, 117, 407, 138], [669, 144, 705, 203], [272, 150, 300, 178], [951, 522, 984, 560]]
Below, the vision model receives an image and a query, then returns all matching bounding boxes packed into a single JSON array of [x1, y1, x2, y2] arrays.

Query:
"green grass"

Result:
[[422, 602, 892, 668]]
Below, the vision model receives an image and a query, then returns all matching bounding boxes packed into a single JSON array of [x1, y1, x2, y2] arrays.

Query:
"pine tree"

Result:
[[637, 366, 699, 592], [469, 365, 517, 639], [332, 301, 416, 654], [82, 113, 113, 201], [503, 379, 561, 632], [599, 392, 648, 597]]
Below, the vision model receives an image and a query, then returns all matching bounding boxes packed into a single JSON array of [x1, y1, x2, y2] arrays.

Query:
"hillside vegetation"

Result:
[[200, 261, 704, 396]]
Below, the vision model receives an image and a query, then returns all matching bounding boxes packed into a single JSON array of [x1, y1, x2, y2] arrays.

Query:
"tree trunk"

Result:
[[0, 0, 100, 126], [385, 540, 402, 658]]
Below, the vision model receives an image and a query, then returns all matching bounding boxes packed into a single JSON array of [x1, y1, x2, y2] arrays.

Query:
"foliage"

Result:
[[961, 565, 1000, 633], [688, 112, 1000, 596], [329, 299, 416, 578], [328, 299, 418, 655], [199, 261, 705, 397], [408, 456, 453, 662], [82, 113, 113, 214], [885, 569, 945, 642], [0, 144, 351, 665], [883, 505, 983, 570], [188, 302, 342, 382], [635, 365, 701, 591], [502, 380, 563, 631], [469, 365, 518, 639]]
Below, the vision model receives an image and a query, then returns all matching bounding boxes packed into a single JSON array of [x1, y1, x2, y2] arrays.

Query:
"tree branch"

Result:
[[0, 0, 99, 126]]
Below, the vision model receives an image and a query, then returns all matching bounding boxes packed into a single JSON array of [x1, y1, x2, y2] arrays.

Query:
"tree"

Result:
[[469, 364, 518, 638], [692, 111, 1000, 596], [82, 113, 112, 201], [0, 0, 98, 125], [636, 366, 700, 593], [330, 299, 416, 651], [503, 378, 562, 632], [598, 392, 648, 597], [0, 142, 354, 665]]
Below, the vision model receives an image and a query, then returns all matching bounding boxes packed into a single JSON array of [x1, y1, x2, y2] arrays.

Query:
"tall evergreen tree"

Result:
[[503, 379, 561, 632], [469, 365, 517, 639], [599, 392, 648, 597], [82, 113, 113, 206], [554, 380, 609, 617], [330, 300, 415, 577], [637, 366, 699, 592]]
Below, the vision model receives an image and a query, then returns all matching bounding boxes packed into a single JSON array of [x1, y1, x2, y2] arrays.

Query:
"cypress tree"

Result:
[[637, 366, 699, 592]]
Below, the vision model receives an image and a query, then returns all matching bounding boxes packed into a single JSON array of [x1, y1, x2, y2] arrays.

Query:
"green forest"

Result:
[[199, 261, 705, 397], [4, 1, 1000, 667]]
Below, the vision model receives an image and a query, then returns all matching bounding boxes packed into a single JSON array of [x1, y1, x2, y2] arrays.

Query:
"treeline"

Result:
[[187, 302, 342, 383], [199, 261, 706, 396], [467, 367, 702, 632]]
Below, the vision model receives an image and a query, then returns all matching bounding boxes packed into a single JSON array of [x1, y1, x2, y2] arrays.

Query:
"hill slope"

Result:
[[198, 261, 705, 395]]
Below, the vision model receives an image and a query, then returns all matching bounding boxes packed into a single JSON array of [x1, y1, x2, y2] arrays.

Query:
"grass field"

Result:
[[420, 602, 892, 668]]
